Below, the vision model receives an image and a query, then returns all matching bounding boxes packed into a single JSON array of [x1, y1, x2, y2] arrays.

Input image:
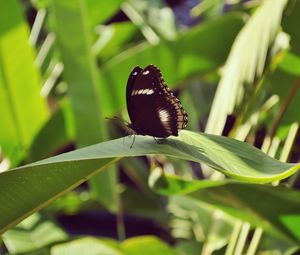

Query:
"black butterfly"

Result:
[[126, 64, 188, 140]]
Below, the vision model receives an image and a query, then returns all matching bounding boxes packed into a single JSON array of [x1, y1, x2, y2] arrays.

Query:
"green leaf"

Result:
[[205, 0, 289, 135], [51, 0, 117, 211], [0, 0, 48, 166], [175, 241, 203, 255], [50, 236, 179, 255], [269, 53, 300, 126], [87, 0, 124, 28], [282, 0, 300, 55], [258, 232, 299, 255], [149, 170, 300, 243], [279, 52, 300, 76], [94, 22, 139, 61], [31, 0, 50, 9], [51, 0, 106, 145], [0, 130, 299, 234], [2, 214, 67, 254], [51, 237, 121, 255], [168, 195, 234, 249], [121, 236, 179, 255], [30, 101, 74, 161]]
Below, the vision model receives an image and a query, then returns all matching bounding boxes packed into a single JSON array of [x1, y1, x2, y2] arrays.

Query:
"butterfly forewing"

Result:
[[126, 64, 188, 138], [126, 66, 143, 123]]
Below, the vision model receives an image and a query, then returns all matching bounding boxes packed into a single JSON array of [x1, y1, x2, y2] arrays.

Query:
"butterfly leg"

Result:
[[153, 137, 161, 144], [130, 134, 136, 148]]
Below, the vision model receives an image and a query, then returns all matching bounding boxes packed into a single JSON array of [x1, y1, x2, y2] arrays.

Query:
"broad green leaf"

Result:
[[122, 186, 164, 220], [175, 241, 203, 255], [0, 156, 115, 234], [94, 22, 139, 61], [121, 236, 179, 255], [31, 0, 124, 25], [2, 214, 67, 254], [51, 0, 106, 145], [0, 0, 48, 166], [47, 190, 95, 214], [30, 101, 74, 161], [269, 53, 300, 126], [51, 237, 121, 255], [51, 0, 117, 211], [86, 0, 124, 28], [50, 236, 178, 255], [282, 0, 300, 55], [89, 166, 117, 212], [279, 52, 300, 76], [180, 83, 214, 132], [149, 170, 300, 243], [0, 130, 299, 233], [258, 232, 299, 255], [120, 158, 164, 219], [31, 0, 50, 9], [205, 0, 288, 135]]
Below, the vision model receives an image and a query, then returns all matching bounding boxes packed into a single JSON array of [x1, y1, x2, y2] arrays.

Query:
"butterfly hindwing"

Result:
[[126, 64, 188, 138]]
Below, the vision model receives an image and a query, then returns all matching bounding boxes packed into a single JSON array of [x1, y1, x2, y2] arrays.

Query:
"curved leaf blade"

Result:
[[0, 130, 299, 233]]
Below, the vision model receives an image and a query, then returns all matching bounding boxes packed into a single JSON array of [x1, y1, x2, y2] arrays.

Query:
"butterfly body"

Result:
[[126, 65, 188, 138]]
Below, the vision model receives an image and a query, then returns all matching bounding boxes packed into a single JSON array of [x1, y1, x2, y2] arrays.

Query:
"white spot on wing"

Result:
[[146, 89, 154, 95], [143, 70, 150, 75], [159, 109, 169, 122], [131, 89, 154, 96]]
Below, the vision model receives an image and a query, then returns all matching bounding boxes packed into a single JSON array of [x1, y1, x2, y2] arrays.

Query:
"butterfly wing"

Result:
[[126, 66, 143, 125], [126, 64, 188, 138]]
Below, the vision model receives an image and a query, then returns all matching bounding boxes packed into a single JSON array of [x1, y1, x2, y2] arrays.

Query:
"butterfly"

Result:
[[126, 64, 188, 142]]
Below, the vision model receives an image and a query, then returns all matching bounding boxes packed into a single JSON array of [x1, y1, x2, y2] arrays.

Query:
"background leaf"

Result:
[[205, 0, 288, 135], [0, 0, 48, 166], [51, 0, 117, 212], [149, 170, 300, 243]]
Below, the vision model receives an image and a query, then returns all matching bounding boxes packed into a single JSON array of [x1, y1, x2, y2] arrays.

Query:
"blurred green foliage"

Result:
[[1, 0, 300, 254]]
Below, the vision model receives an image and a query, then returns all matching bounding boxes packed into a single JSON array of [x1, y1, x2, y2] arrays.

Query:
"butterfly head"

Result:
[[125, 123, 137, 136]]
